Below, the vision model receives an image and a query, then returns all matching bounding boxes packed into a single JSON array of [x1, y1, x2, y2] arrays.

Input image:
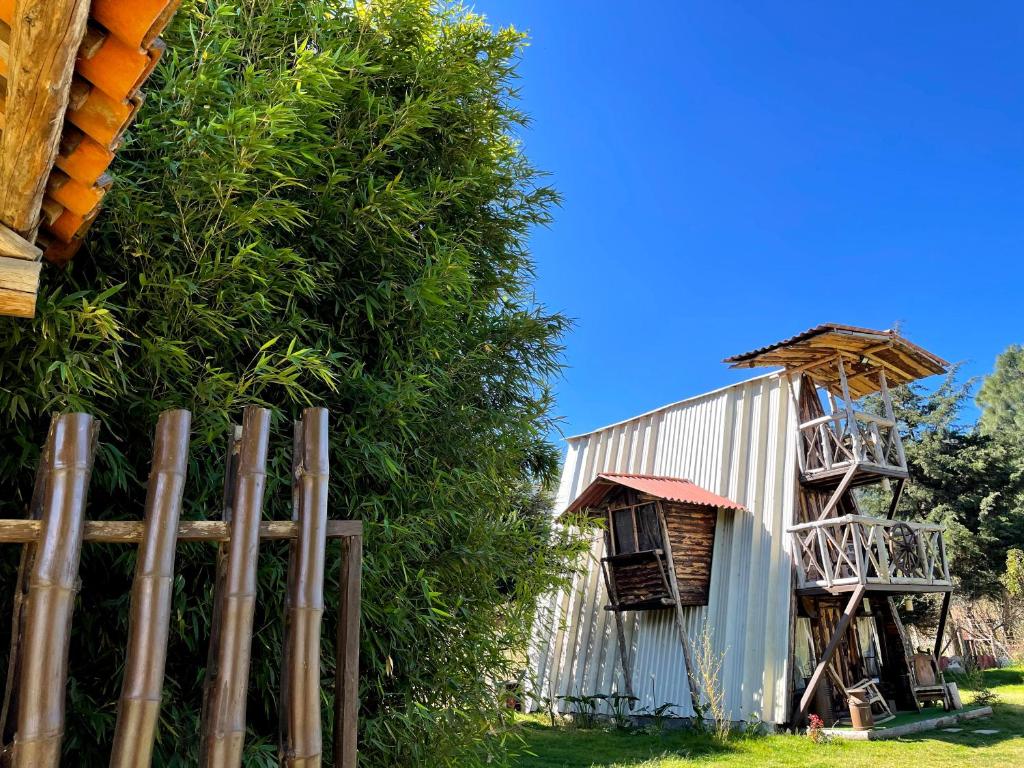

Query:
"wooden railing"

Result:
[[798, 409, 907, 479], [789, 515, 950, 592]]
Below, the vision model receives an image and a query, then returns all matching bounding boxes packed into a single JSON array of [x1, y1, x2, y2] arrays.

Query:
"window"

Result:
[[609, 502, 664, 554]]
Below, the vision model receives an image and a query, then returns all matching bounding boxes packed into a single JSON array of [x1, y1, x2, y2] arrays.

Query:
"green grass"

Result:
[[510, 667, 1024, 768]]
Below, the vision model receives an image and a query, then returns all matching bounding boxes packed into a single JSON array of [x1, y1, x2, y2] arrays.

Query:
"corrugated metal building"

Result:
[[527, 371, 799, 724]]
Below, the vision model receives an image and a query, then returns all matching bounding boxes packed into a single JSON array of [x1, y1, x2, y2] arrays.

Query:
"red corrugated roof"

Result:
[[565, 473, 745, 515]]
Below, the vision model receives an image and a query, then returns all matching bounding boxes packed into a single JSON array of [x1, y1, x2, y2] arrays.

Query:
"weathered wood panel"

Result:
[[0, 0, 91, 235], [661, 502, 717, 606], [608, 560, 668, 606]]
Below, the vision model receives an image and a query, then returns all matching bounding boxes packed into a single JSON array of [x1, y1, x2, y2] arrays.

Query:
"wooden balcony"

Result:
[[798, 409, 908, 487], [790, 515, 951, 594]]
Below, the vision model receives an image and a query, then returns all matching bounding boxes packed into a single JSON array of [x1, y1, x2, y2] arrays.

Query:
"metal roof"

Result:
[[565, 472, 745, 515]]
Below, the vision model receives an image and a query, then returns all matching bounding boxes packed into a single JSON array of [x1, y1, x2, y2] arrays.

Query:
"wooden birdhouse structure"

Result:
[[726, 323, 954, 725], [0, 0, 181, 318], [565, 473, 744, 706]]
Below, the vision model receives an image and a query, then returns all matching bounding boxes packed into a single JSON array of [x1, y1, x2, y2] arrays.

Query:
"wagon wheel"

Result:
[[889, 522, 919, 576]]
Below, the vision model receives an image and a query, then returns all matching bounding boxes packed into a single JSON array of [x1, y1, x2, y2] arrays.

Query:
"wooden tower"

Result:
[[726, 324, 953, 725]]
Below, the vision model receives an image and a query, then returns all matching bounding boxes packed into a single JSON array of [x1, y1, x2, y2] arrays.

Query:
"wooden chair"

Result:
[[825, 666, 895, 725], [911, 653, 952, 710]]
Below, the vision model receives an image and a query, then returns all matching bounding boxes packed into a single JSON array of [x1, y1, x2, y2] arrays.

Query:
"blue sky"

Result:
[[474, 1, 1024, 438]]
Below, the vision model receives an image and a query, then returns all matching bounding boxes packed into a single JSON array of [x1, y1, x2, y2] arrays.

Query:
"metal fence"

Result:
[[0, 406, 362, 768]]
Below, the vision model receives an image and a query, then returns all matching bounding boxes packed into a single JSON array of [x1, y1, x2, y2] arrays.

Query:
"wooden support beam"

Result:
[[934, 590, 951, 662], [598, 530, 635, 702], [815, 464, 857, 521], [795, 584, 866, 726], [0, 0, 91, 236], [887, 477, 906, 519], [656, 504, 703, 712], [334, 530, 362, 768]]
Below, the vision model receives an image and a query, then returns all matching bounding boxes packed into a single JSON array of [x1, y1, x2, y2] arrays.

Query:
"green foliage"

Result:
[[0, 1, 583, 765], [861, 363, 1024, 601], [978, 345, 1024, 447], [1004, 549, 1024, 599]]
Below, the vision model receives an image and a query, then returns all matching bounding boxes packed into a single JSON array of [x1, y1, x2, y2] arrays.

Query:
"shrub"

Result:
[[0, 1, 581, 765]]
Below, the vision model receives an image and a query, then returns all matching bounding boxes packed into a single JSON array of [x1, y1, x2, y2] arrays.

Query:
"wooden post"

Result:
[[110, 410, 191, 768], [334, 532, 362, 768], [878, 370, 907, 471], [886, 477, 906, 520], [795, 584, 866, 726], [201, 407, 271, 768], [815, 464, 857, 521], [0, 0, 91, 236], [281, 409, 329, 768], [836, 357, 864, 462], [934, 591, 951, 662], [656, 504, 703, 713], [11, 412, 99, 768], [599, 530, 635, 703]]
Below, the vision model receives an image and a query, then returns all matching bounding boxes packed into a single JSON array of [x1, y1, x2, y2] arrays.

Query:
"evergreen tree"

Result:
[[978, 345, 1024, 449]]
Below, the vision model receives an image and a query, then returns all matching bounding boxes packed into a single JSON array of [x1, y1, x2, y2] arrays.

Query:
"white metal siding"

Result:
[[527, 372, 798, 724]]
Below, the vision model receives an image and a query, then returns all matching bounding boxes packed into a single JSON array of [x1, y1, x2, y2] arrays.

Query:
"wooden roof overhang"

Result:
[[723, 324, 948, 399], [0, 0, 181, 318]]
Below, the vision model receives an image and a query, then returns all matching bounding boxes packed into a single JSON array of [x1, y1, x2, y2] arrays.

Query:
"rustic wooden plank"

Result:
[[0, 255, 38, 291], [0, 518, 362, 544], [281, 409, 329, 767], [111, 410, 191, 768], [201, 407, 270, 768], [0, 0, 91, 236], [334, 531, 362, 768], [0, 286, 34, 318], [11, 412, 98, 768], [0, 222, 41, 260]]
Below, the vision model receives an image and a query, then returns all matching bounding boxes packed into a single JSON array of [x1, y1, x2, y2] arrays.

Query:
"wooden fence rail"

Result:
[[0, 406, 362, 768]]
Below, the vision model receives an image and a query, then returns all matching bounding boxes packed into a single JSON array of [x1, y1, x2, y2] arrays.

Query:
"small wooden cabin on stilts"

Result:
[[564, 474, 746, 708], [528, 323, 956, 730]]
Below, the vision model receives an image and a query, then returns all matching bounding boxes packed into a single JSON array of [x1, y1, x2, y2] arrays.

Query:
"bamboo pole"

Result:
[[334, 531, 362, 768], [0, 415, 56, 758], [110, 410, 192, 768], [11, 412, 99, 768], [0, 0, 91, 236], [281, 409, 329, 767], [0, 518, 360, 544], [200, 406, 271, 768]]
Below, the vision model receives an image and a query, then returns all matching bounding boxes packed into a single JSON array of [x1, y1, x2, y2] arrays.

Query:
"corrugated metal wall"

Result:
[[527, 372, 798, 724]]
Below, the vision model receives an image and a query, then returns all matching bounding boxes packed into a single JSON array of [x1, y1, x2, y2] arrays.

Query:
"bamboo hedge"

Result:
[[0, 1, 583, 765]]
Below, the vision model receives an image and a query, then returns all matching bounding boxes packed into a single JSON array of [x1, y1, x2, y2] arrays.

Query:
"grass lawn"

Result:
[[510, 667, 1024, 768]]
